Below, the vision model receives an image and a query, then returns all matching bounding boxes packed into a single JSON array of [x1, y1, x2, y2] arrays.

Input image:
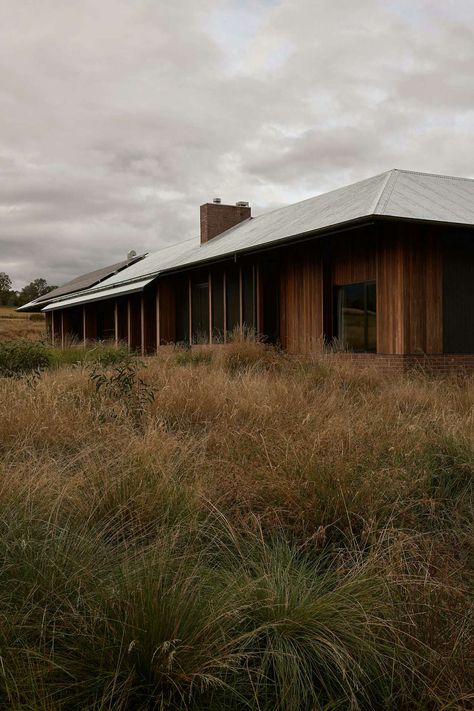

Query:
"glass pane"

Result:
[[242, 265, 255, 332], [175, 278, 189, 344], [211, 272, 224, 342], [191, 280, 209, 344], [226, 266, 240, 337], [336, 281, 376, 352], [366, 282, 376, 352], [339, 283, 366, 351]]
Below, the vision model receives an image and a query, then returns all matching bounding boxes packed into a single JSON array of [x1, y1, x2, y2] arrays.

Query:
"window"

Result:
[[191, 279, 209, 343], [175, 277, 190, 344], [211, 272, 224, 341], [242, 264, 256, 332], [226, 265, 240, 337], [334, 281, 376, 352]]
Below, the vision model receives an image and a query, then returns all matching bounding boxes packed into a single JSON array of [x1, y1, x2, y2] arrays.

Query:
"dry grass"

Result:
[[0, 340, 472, 709], [0, 306, 45, 340]]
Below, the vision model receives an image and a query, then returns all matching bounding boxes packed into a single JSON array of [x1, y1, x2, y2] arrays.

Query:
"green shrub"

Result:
[[0, 340, 53, 377], [52, 343, 130, 368], [89, 360, 154, 427]]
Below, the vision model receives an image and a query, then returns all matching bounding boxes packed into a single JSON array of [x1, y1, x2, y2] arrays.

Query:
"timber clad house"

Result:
[[20, 169, 474, 371]]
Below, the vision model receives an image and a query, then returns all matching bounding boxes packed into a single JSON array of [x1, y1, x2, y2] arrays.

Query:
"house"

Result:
[[20, 169, 474, 370]]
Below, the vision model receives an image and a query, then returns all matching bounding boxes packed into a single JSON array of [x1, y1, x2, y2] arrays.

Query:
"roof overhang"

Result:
[[41, 277, 154, 312]]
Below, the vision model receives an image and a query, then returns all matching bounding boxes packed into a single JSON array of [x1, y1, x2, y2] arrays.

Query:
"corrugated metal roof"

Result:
[[17, 254, 145, 311], [90, 238, 198, 289], [376, 170, 474, 223], [42, 169, 474, 308], [41, 278, 154, 311]]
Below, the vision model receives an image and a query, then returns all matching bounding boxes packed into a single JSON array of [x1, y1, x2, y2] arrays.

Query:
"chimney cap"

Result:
[[213, 197, 221, 204], [236, 201, 249, 207]]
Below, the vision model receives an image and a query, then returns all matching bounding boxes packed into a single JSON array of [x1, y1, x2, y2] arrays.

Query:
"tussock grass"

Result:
[[0, 339, 472, 709]]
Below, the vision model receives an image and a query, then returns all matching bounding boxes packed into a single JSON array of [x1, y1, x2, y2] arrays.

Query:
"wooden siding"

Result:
[[279, 246, 323, 353], [331, 234, 376, 285], [376, 223, 443, 355]]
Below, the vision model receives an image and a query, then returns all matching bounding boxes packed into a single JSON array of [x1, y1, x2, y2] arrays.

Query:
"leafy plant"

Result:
[[0, 340, 53, 377], [89, 360, 154, 425]]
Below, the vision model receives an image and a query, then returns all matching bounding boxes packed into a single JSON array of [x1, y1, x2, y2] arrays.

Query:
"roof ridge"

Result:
[[390, 168, 474, 183], [370, 170, 397, 215], [204, 170, 396, 235], [373, 170, 400, 215]]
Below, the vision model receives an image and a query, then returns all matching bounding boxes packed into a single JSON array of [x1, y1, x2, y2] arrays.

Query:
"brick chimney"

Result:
[[200, 199, 251, 244]]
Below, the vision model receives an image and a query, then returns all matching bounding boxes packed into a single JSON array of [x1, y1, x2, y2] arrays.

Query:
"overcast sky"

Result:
[[1, 0, 473, 289]]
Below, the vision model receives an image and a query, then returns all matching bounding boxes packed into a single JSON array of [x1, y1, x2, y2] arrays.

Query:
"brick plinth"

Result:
[[330, 353, 474, 373]]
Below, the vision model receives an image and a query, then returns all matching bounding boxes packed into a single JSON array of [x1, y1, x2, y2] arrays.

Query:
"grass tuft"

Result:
[[0, 339, 472, 709]]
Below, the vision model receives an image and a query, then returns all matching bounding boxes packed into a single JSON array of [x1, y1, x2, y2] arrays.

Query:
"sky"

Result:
[[1, 0, 473, 289]]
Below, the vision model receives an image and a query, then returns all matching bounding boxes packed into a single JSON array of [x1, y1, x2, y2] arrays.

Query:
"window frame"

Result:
[[333, 280, 376, 353]]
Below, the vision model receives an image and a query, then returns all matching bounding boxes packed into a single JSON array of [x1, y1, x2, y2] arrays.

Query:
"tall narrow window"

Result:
[[175, 278, 190, 344], [191, 279, 209, 343], [242, 264, 256, 332], [226, 265, 240, 338], [211, 272, 224, 342], [335, 281, 376, 352]]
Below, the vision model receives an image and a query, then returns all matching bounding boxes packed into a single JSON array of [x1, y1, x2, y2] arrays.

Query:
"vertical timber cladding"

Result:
[[279, 243, 324, 354], [376, 221, 443, 355]]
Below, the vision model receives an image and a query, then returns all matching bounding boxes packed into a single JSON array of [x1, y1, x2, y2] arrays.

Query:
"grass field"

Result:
[[0, 306, 45, 340], [0, 339, 472, 709]]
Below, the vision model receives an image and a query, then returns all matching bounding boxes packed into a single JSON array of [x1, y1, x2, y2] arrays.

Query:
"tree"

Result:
[[18, 278, 58, 306], [0, 272, 12, 305]]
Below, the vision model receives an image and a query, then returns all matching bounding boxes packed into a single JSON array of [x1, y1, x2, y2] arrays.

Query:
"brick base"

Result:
[[329, 353, 474, 373]]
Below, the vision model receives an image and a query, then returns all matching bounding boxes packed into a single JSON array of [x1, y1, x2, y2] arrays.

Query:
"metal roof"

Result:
[[88, 238, 198, 290], [41, 278, 154, 312], [17, 254, 145, 311], [42, 169, 474, 308]]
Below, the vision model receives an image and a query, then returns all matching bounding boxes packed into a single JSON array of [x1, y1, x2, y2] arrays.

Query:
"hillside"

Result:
[[0, 340, 472, 710]]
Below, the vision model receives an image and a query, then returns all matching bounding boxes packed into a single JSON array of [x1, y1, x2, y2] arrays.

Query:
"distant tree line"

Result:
[[0, 272, 58, 308]]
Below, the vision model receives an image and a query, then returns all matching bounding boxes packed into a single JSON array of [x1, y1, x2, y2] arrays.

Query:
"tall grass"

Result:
[[0, 340, 472, 709]]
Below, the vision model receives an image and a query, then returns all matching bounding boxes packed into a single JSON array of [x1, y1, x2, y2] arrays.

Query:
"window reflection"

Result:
[[335, 281, 376, 352]]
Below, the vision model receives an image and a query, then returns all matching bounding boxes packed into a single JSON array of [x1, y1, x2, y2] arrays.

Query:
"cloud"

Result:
[[0, 0, 473, 288]]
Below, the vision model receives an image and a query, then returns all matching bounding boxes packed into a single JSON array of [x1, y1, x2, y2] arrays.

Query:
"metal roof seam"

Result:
[[375, 170, 401, 215], [370, 169, 396, 215]]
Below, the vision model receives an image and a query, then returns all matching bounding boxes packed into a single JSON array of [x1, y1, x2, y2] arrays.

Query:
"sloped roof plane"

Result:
[[40, 169, 474, 311], [18, 254, 145, 311]]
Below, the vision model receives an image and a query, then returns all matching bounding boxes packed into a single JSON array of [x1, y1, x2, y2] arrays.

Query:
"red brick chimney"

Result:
[[200, 199, 251, 244]]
